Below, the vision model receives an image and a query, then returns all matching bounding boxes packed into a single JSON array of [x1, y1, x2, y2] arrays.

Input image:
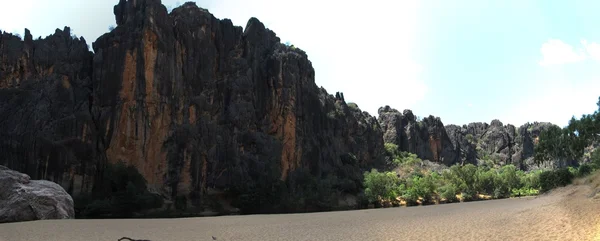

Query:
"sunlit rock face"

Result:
[[378, 106, 557, 170]]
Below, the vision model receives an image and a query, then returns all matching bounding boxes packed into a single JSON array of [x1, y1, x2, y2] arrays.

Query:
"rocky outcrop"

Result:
[[513, 122, 558, 170], [445, 124, 477, 165], [378, 106, 456, 166], [1, 0, 384, 212], [0, 165, 74, 223], [378, 104, 557, 170]]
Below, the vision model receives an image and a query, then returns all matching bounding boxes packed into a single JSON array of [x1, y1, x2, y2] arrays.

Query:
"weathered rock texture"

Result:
[[0, 27, 96, 194], [378, 106, 456, 166], [1, 0, 384, 211], [378, 105, 556, 170], [0, 165, 75, 223]]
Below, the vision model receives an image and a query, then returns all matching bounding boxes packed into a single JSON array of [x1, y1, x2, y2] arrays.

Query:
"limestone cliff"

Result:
[[0, 0, 384, 211]]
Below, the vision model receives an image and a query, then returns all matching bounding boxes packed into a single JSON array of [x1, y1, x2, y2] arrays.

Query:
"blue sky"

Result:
[[1, 0, 599, 127]]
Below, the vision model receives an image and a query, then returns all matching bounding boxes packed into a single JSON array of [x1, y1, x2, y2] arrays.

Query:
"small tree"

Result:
[[363, 169, 402, 203]]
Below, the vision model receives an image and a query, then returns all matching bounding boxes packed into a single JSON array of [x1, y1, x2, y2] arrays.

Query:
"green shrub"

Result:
[[363, 169, 402, 203], [438, 184, 458, 202], [492, 165, 520, 198], [460, 190, 475, 202], [539, 168, 574, 192], [520, 170, 542, 190], [408, 176, 435, 203], [443, 164, 477, 194], [383, 144, 424, 168], [555, 168, 575, 186], [591, 149, 600, 169], [577, 164, 593, 177], [493, 187, 505, 199], [498, 165, 520, 190], [402, 188, 419, 206], [474, 167, 496, 195], [362, 151, 590, 209], [568, 166, 578, 177]]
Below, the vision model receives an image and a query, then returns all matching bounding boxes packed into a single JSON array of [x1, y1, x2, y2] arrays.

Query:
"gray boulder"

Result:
[[0, 165, 74, 223]]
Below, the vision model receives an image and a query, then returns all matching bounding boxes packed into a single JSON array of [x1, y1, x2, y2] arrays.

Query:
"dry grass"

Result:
[[573, 169, 600, 199]]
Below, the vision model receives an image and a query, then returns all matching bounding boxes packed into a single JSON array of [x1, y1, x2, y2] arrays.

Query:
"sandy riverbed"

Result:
[[1, 178, 599, 241]]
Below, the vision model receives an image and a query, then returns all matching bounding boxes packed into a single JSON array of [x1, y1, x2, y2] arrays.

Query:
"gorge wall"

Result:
[[0, 0, 384, 208], [0, 0, 558, 212]]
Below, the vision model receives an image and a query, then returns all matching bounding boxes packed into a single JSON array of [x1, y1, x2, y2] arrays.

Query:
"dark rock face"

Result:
[[0, 27, 96, 194], [1, 0, 384, 211], [445, 124, 477, 165], [473, 120, 516, 165]]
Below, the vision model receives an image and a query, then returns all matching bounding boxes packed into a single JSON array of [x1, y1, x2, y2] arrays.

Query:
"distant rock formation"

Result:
[[378, 105, 556, 170], [378, 106, 456, 166], [0, 165, 74, 223]]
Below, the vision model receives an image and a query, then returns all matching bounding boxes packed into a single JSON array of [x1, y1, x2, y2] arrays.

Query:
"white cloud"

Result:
[[538, 39, 587, 66], [582, 39, 600, 61], [538, 39, 600, 66], [526, 39, 600, 126], [501, 78, 600, 127]]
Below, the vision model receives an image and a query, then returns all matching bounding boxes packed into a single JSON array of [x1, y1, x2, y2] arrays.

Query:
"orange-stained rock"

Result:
[[2, 0, 386, 213]]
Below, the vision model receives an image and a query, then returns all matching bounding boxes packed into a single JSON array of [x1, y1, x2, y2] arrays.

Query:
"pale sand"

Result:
[[1, 182, 599, 241]]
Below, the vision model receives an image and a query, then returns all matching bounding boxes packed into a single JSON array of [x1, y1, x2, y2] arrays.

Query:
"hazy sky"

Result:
[[1, 0, 599, 127]]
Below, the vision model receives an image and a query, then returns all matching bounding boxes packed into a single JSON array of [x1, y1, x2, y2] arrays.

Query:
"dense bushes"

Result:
[[363, 169, 403, 203], [539, 168, 574, 192], [535, 96, 599, 165], [74, 162, 164, 218], [384, 143, 422, 168], [362, 152, 588, 206], [591, 149, 600, 169]]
